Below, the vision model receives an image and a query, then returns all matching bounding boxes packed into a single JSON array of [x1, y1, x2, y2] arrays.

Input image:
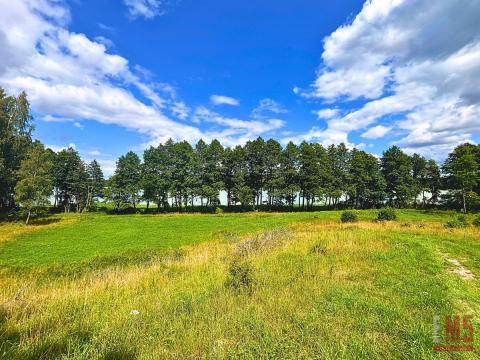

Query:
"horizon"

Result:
[[0, 0, 479, 176]]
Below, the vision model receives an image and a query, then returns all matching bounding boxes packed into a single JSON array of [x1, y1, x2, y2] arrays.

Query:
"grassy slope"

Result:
[[0, 212, 319, 268], [0, 210, 479, 359]]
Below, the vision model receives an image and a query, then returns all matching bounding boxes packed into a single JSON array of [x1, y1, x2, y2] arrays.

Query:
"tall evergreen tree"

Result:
[[443, 143, 479, 212], [264, 139, 282, 208], [203, 139, 224, 206], [381, 146, 413, 207], [423, 159, 441, 206], [279, 142, 299, 208], [411, 153, 427, 208], [244, 137, 266, 208], [298, 142, 320, 209], [52, 148, 85, 212], [85, 160, 104, 210], [348, 149, 385, 208], [114, 151, 142, 209], [230, 145, 253, 208]]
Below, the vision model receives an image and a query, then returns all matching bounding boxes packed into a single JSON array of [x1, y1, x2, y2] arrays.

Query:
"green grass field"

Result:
[[1, 210, 479, 359]]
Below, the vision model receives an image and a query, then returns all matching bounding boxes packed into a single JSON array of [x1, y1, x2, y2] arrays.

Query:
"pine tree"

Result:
[[114, 151, 142, 209], [279, 142, 299, 208], [443, 143, 479, 213], [85, 160, 104, 210], [381, 146, 413, 207], [411, 153, 427, 208]]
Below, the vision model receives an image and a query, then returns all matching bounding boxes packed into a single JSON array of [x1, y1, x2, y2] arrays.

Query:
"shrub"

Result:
[[473, 216, 480, 227], [445, 216, 469, 228], [377, 208, 397, 221], [341, 211, 358, 223], [224, 259, 255, 293], [215, 207, 224, 214]]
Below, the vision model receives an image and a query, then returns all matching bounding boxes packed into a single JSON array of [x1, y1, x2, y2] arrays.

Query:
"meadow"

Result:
[[0, 210, 479, 359]]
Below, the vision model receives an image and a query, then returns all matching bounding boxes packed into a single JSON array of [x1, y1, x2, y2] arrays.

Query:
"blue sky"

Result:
[[0, 0, 479, 174]]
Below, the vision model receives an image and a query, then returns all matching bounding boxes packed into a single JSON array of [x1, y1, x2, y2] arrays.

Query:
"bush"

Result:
[[377, 208, 396, 221], [215, 207, 224, 214], [341, 211, 358, 223], [224, 259, 255, 293], [445, 215, 469, 228], [473, 216, 480, 227]]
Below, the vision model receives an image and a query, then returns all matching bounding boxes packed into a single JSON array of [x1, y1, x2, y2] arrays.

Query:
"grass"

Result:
[[0, 210, 479, 359]]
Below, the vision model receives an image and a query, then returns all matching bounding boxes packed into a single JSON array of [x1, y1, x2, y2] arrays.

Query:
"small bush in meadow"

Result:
[[445, 215, 469, 228], [341, 211, 358, 223], [225, 258, 255, 293], [377, 208, 397, 221], [215, 207, 224, 214], [473, 216, 480, 227]]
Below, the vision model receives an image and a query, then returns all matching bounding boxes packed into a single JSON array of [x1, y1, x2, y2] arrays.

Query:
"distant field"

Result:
[[1, 210, 479, 359]]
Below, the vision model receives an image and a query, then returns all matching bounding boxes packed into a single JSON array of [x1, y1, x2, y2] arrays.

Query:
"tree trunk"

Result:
[[25, 210, 31, 225], [462, 190, 467, 213]]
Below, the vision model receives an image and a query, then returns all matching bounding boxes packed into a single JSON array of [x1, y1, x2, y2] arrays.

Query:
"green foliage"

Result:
[[445, 215, 469, 228], [215, 207, 224, 214], [224, 258, 255, 292], [0, 88, 34, 209], [473, 216, 480, 227], [14, 142, 53, 224], [377, 208, 397, 221], [112, 151, 141, 209], [3, 87, 480, 216], [341, 211, 358, 223], [443, 143, 480, 212], [381, 146, 413, 207]]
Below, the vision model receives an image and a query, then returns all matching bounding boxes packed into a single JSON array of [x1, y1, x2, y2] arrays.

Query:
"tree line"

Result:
[[1, 88, 479, 222]]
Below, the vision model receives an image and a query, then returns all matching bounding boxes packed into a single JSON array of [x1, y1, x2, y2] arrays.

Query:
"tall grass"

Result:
[[0, 211, 479, 359]]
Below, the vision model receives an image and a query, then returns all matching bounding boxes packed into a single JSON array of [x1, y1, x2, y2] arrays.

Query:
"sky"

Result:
[[0, 0, 479, 175]]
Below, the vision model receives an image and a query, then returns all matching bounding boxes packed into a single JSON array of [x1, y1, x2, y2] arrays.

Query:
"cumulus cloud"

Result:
[[298, 0, 480, 157], [361, 125, 392, 139], [315, 108, 340, 119], [210, 95, 240, 106], [191, 106, 285, 147], [0, 0, 283, 162]]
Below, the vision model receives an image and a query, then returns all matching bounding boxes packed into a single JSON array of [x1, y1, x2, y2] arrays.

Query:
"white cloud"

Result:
[[94, 36, 114, 49], [361, 125, 392, 139], [210, 95, 240, 106], [46, 143, 76, 152], [73, 121, 84, 129], [0, 0, 283, 163], [171, 101, 189, 120], [191, 106, 285, 147], [315, 108, 340, 119], [298, 0, 480, 157], [124, 0, 164, 19], [88, 150, 101, 156], [251, 98, 288, 119]]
